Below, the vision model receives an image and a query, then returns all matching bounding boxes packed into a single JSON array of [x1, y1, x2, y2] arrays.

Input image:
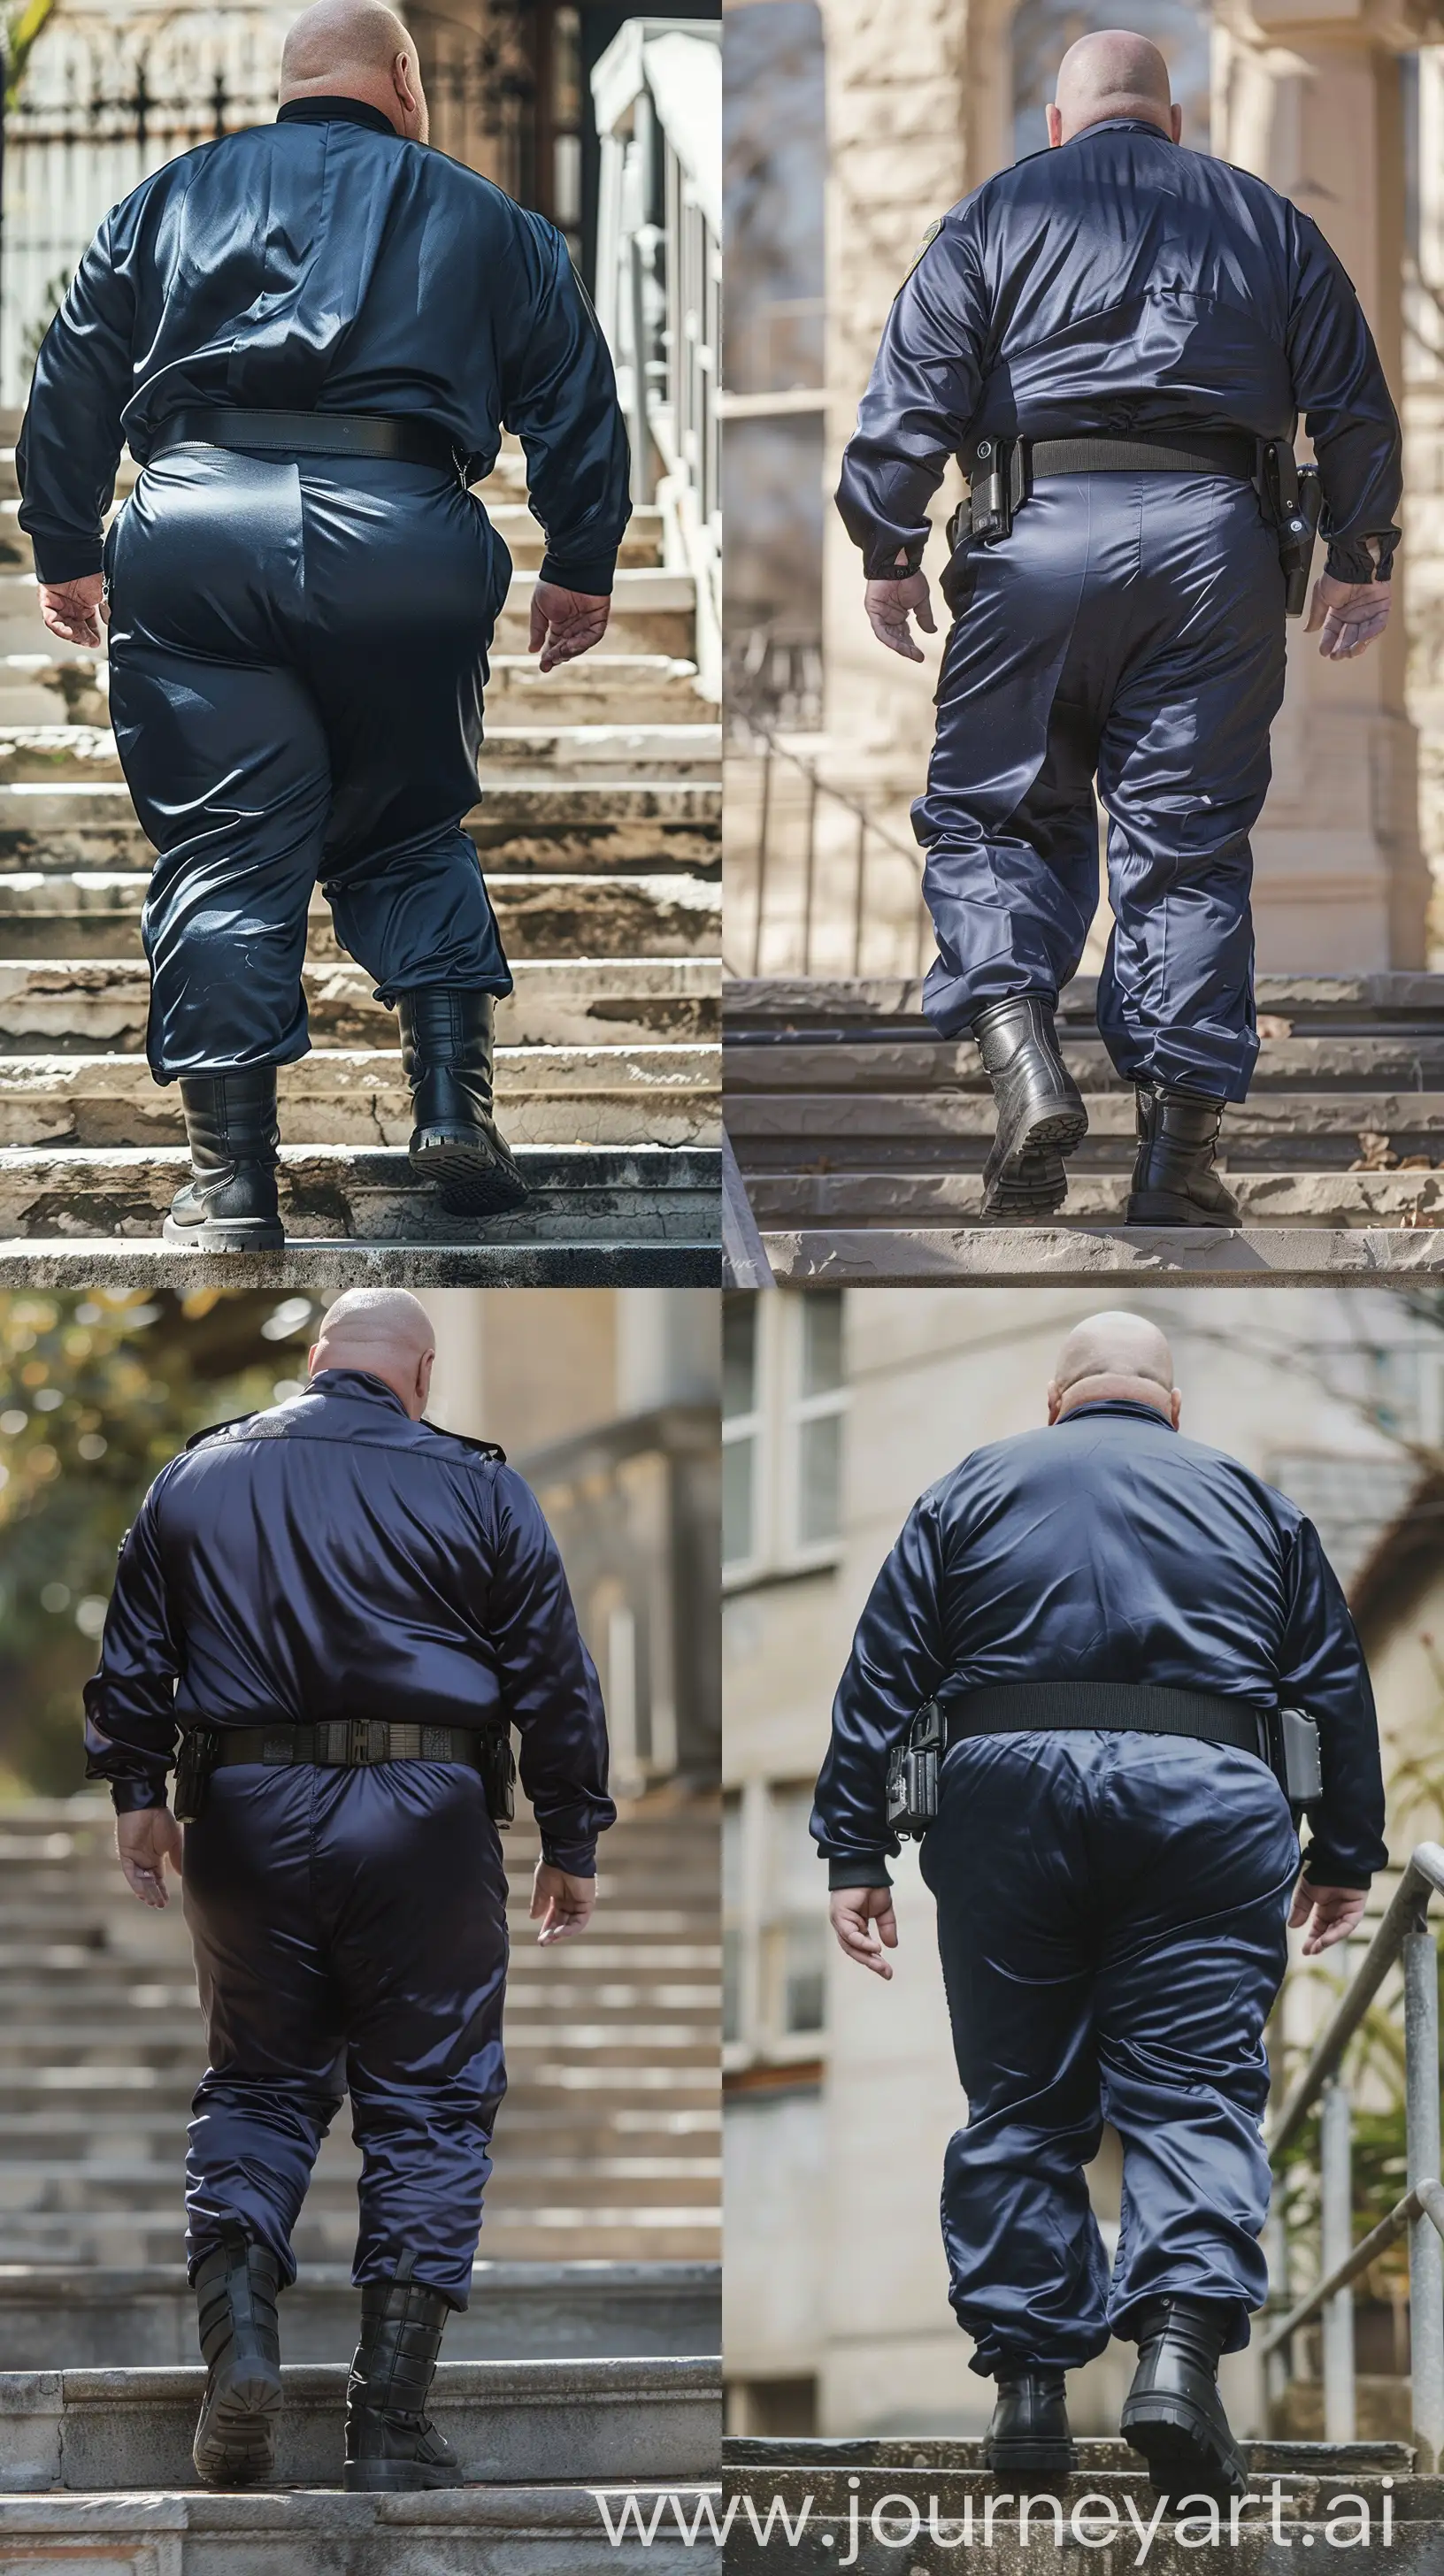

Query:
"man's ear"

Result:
[[1170, 103, 1182, 143], [306, 1341, 321, 1378], [1046, 103, 1064, 149], [417, 1347, 435, 1414], [1046, 1379, 1062, 1423], [1170, 1389, 1182, 1429]]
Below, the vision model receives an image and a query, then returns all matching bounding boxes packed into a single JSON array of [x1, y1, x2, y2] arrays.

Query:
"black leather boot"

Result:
[[397, 989, 529, 1218], [972, 996, 1087, 1223], [343, 2258, 462, 2492], [1120, 2296, 1248, 2503], [163, 1069, 284, 1251], [191, 2224, 284, 2487], [1127, 1088, 1240, 1227], [984, 2365, 1075, 2482]]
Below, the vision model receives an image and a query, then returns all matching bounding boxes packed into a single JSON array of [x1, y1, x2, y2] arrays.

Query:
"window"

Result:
[[723, 1292, 847, 1583], [725, 1777, 828, 2066]]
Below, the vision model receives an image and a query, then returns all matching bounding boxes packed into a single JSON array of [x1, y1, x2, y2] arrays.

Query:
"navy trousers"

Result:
[[104, 448, 514, 1081], [181, 1761, 509, 2307], [918, 1731, 1298, 2374], [913, 473, 1287, 1101]]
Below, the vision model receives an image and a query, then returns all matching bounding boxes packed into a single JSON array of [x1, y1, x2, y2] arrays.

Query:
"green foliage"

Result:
[[0, 1290, 319, 1798], [4, 0, 58, 108]]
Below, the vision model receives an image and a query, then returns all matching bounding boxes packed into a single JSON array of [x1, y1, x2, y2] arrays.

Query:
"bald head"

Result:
[[1048, 1309, 1180, 1429], [1048, 31, 1179, 149], [309, 1287, 436, 1417], [280, 1, 428, 142]]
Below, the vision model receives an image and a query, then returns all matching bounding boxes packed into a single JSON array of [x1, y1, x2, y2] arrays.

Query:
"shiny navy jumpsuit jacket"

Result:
[[16, 97, 631, 1083], [812, 1399, 1386, 2373], [837, 121, 1402, 1099], [83, 1368, 615, 2307]]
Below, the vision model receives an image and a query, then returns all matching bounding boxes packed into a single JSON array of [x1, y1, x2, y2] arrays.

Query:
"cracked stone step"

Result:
[[0, 778, 720, 872], [0, 2160, 718, 2220], [0, 958, 720, 1052], [0, 868, 721, 962], [0, 720, 722, 782], [0, 2213, 721, 2268], [759, 1223, 1444, 1284], [0, 2489, 723, 2572], [730, 1090, 1444, 1170], [726, 968, 1444, 1025], [723, 1034, 1444, 1093], [0, 1045, 719, 1149], [0, 2356, 719, 2490], [0, 648, 710, 725], [747, 1168, 1444, 1228], [0, 2259, 720, 2370]]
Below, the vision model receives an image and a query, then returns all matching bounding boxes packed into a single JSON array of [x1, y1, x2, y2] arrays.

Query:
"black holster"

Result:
[[477, 1729, 517, 1828], [1263, 440, 1323, 616], [885, 1698, 946, 1841], [173, 1726, 220, 1824]]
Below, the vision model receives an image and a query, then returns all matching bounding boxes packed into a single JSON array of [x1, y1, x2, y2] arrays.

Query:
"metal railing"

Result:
[[592, 18, 720, 700], [736, 731, 933, 980], [1262, 1842, 1444, 2466]]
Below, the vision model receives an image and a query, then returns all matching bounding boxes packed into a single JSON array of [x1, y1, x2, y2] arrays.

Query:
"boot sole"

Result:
[[981, 1106, 1088, 1224], [192, 2362, 283, 2488], [343, 2461, 466, 2491], [1121, 2397, 1248, 2504], [410, 1131, 531, 1219], [1125, 1193, 1240, 1230], [162, 1215, 286, 1252], [984, 2436, 1077, 2483]]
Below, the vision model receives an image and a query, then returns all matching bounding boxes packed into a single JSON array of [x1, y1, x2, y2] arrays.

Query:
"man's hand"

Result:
[[529, 582, 610, 673], [39, 573, 107, 648], [1306, 573, 1391, 662], [117, 1806, 183, 1910], [828, 1884, 898, 1980], [531, 1859, 597, 1944], [1289, 1877, 1368, 1957], [864, 571, 936, 663]]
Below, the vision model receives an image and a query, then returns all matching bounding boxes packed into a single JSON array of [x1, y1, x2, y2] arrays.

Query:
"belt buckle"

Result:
[[348, 1718, 382, 1767]]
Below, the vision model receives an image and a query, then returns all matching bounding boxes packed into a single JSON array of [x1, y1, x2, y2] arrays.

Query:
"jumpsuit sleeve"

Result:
[[498, 211, 633, 599], [17, 207, 137, 585], [835, 216, 988, 581], [487, 1465, 616, 1874], [82, 1479, 182, 1813], [810, 1488, 951, 1886], [1285, 207, 1402, 585], [1278, 1514, 1387, 1889]]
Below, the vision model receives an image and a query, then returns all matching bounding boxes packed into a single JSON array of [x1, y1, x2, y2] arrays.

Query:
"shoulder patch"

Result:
[[902, 217, 944, 285], [419, 1417, 506, 1464], [183, 1413, 258, 1451]]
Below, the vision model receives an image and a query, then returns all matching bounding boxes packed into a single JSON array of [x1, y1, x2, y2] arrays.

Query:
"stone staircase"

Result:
[[0, 423, 721, 1282], [722, 2435, 1440, 2570], [726, 971, 1444, 1281]]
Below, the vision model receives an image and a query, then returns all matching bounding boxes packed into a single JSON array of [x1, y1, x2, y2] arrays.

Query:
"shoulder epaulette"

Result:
[[183, 1412, 262, 1451], [420, 1418, 506, 1465]]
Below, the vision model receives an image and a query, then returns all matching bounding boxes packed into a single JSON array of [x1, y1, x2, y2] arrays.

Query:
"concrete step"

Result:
[[0, 648, 709, 726], [748, 1169, 1444, 1227], [0, 2213, 722, 2269], [0, 2488, 723, 2571], [0, 2259, 719, 2369], [0, 1048, 718, 1150], [0, 958, 719, 1053], [0, 495, 668, 578], [0, 870, 722, 962], [0, 778, 720, 872], [0, 2158, 719, 2218], [757, 1223, 1444, 1284], [0, 2356, 718, 2490], [0, 720, 720, 783]]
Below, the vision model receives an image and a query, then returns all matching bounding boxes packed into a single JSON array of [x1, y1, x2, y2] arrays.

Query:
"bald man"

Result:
[[17, 2, 631, 1248], [814, 1311, 1385, 2502], [839, 32, 1402, 1227], [84, 1289, 614, 2489]]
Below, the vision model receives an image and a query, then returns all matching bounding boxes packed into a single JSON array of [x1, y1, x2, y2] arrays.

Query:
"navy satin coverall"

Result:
[[812, 1399, 1386, 2373], [17, 97, 631, 1082], [84, 1368, 615, 2306], [838, 121, 1402, 1100]]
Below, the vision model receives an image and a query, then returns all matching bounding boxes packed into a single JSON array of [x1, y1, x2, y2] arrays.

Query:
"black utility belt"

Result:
[[150, 407, 464, 477], [885, 1679, 1323, 1841], [173, 1718, 515, 1826], [947, 429, 1322, 616]]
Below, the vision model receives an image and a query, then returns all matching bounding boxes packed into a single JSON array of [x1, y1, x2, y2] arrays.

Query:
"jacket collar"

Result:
[[1055, 1396, 1177, 1432], [1068, 115, 1174, 144], [306, 1368, 410, 1416], [277, 95, 400, 138]]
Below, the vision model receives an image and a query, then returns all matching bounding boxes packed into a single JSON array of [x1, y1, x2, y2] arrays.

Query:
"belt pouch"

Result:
[[173, 1726, 220, 1824]]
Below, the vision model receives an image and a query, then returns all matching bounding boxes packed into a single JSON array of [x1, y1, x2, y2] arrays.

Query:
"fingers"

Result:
[[537, 613, 609, 674], [864, 609, 925, 662], [914, 586, 937, 637], [1318, 608, 1389, 661], [537, 1890, 595, 1944], [528, 590, 548, 656], [829, 1897, 896, 1979], [120, 1858, 168, 1910], [1287, 1883, 1312, 1928]]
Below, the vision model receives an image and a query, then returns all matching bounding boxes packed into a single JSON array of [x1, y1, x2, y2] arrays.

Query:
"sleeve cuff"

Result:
[[1324, 540, 1394, 585], [1299, 1846, 1374, 1892], [862, 547, 924, 581], [827, 1854, 895, 1890], [538, 551, 617, 597], [541, 1837, 597, 1878], [108, 1777, 170, 1814], [26, 539, 105, 585]]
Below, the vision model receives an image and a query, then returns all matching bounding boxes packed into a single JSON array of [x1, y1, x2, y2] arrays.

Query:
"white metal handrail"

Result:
[[1264, 1842, 1444, 2466], [591, 17, 719, 700]]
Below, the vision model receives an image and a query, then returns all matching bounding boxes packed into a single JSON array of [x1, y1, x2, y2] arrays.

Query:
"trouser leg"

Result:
[[913, 483, 1105, 1040], [315, 1763, 509, 2308], [1093, 1739, 1298, 2352], [182, 1770, 345, 2285], [298, 467, 513, 1002], [921, 1736, 1110, 2373], [1095, 479, 1287, 1103]]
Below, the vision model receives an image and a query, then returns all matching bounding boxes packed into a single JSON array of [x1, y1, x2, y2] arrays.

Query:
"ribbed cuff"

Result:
[[1324, 542, 1394, 586], [27, 538, 105, 585], [827, 1853, 895, 1890], [538, 551, 617, 598], [541, 1839, 597, 1878], [862, 547, 924, 582], [108, 1777, 170, 1814], [1298, 1848, 1372, 1892]]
